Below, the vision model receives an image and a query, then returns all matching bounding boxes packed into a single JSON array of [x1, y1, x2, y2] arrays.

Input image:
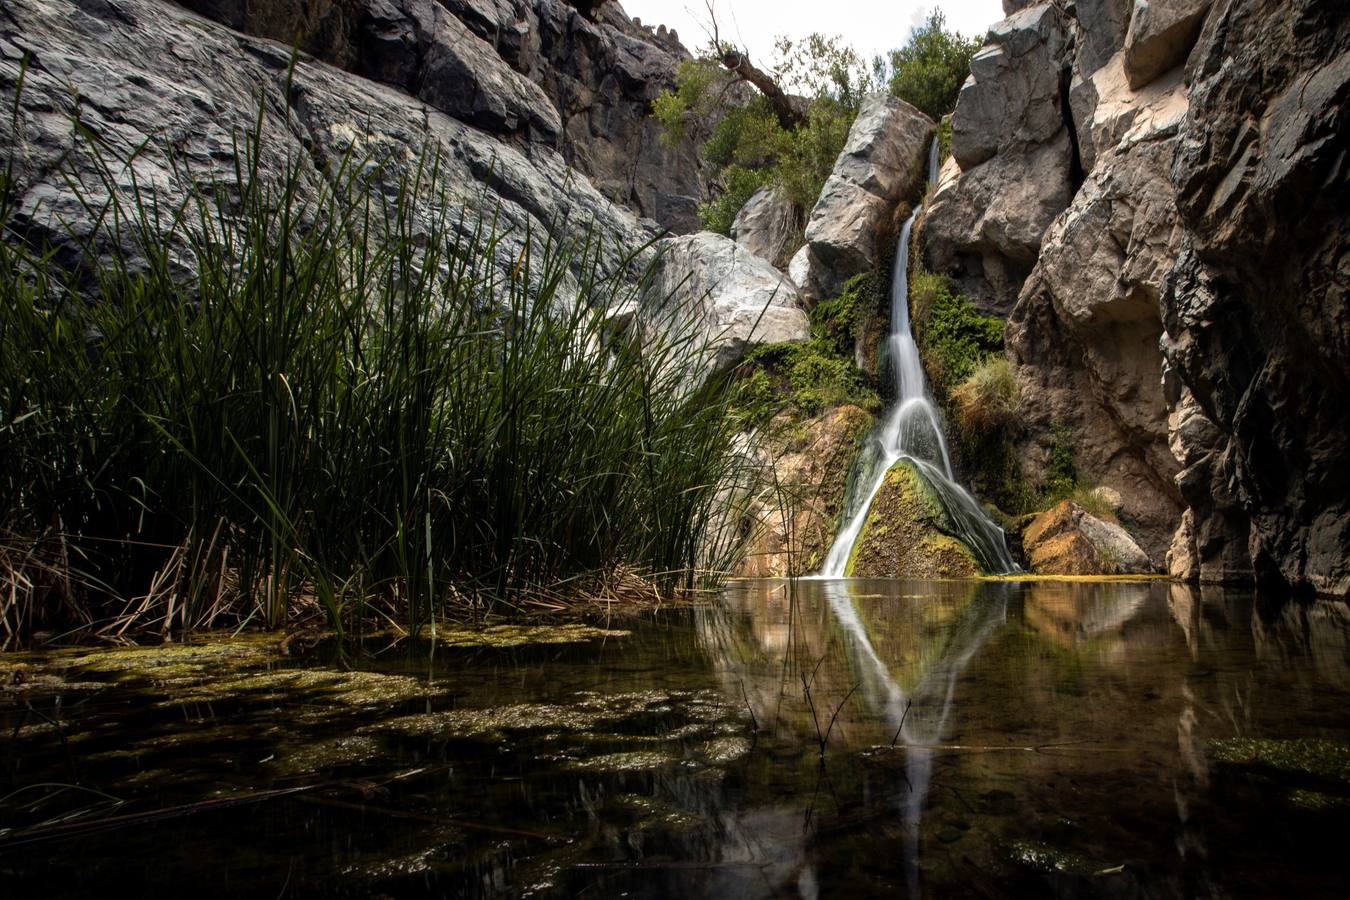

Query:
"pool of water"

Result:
[[3, 579, 1349, 898]]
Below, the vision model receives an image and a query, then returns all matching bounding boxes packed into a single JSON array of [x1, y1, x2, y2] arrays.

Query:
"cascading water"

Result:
[[820, 138, 1017, 577]]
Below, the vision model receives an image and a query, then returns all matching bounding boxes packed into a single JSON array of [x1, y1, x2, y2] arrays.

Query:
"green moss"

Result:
[[810, 272, 878, 358], [910, 271, 1004, 395], [845, 461, 980, 577], [1209, 737, 1350, 786], [735, 338, 880, 424]]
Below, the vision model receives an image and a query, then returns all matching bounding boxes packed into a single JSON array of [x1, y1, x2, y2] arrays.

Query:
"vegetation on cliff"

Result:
[[652, 10, 979, 236], [0, 103, 757, 646]]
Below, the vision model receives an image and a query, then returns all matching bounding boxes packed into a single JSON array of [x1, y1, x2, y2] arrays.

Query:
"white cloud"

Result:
[[619, 0, 1005, 66]]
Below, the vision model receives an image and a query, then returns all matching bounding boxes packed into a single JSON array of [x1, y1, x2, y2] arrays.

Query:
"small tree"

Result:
[[885, 10, 982, 121]]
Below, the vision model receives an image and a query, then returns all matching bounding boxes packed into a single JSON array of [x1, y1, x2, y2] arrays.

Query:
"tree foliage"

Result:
[[885, 10, 982, 121], [651, 32, 866, 234]]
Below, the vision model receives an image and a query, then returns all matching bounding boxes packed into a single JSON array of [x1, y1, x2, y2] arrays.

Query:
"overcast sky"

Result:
[[620, 1, 1007, 68]]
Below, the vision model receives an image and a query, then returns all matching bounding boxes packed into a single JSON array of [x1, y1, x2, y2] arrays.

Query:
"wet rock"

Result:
[[1022, 500, 1153, 575], [730, 185, 800, 270], [642, 233, 810, 373], [1123, 0, 1211, 89], [797, 93, 935, 301], [847, 461, 981, 578], [735, 404, 876, 577]]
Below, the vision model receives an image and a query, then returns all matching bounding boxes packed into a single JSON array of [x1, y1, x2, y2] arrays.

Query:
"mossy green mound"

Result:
[[1209, 737, 1350, 786], [846, 460, 981, 577]]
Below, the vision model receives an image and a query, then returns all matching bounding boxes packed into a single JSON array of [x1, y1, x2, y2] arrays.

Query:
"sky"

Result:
[[619, 1, 1007, 69]]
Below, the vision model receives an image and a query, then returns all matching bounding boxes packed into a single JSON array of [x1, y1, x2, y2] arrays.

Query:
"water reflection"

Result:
[[3, 580, 1349, 898]]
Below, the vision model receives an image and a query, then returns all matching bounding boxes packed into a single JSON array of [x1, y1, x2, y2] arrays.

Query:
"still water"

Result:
[[3, 579, 1349, 898]]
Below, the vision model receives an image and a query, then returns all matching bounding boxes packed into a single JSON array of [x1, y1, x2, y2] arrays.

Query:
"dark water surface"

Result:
[[3, 579, 1350, 898]]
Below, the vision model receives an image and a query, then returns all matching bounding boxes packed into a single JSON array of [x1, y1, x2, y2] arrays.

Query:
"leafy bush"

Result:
[[885, 11, 983, 121], [698, 164, 770, 235], [909, 271, 1005, 393]]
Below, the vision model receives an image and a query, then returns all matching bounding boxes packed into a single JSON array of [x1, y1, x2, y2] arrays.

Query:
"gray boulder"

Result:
[[1123, 0, 1212, 89], [643, 234, 810, 373], [796, 93, 934, 301], [951, 3, 1068, 170], [730, 186, 799, 270]]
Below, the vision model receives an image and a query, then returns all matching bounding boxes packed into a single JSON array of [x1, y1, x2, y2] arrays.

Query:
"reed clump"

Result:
[[0, 100, 757, 647]]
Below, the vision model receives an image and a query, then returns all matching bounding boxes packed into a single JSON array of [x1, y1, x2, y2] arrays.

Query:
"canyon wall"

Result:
[[919, 0, 1348, 595]]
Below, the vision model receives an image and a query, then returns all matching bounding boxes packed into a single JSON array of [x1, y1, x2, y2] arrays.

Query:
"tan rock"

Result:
[[735, 405, 876, 577], [1023, 501, 1153, 575]]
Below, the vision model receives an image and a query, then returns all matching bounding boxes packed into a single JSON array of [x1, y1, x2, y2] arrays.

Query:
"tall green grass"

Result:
[[0, 90, 758, 646]]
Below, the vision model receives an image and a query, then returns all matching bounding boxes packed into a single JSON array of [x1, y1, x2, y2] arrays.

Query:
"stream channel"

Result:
[[4, 579, 1350, 897]]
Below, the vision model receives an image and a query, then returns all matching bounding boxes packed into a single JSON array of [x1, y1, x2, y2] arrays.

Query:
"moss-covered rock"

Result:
[[736, 403, 876, 576], [846, 460, 981, 578]]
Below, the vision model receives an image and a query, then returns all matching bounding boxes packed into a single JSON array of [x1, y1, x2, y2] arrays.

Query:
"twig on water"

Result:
[[890, 697, 913, 747]]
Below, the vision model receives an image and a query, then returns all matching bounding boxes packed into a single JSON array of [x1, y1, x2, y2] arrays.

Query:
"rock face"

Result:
[[847, 461, 981, 578], [1022, 500, 1153, 575], [177, 0, 710, 232], [735, 405, 875, 577], [642, 233, 811, 373], [920, 3, 1075, 313], [730, 186, 799, 270], [1160, 0, 1350, 596], [0, 0, 803, 380], [1, 0, 643, 288], [794, 94, 935, 302], [922, 0, 1350, 595]]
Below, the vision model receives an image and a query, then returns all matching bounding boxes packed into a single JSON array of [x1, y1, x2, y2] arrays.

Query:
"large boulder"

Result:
[[1022, 500, 1153, 575], [1123, 0, 1212, 90], [950, 3, 1069, 170], [730, 186, 800, 270], [846, 461, 982, 578], [642, 233, 811, 373], [795, 93, 935, 301]]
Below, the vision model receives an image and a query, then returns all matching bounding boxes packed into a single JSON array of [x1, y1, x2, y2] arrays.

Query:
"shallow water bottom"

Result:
[[3, 579, 1350, 898]]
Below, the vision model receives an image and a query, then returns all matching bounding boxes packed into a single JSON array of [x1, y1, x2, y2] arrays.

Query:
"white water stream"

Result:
[[820, 138, 1017, 577]]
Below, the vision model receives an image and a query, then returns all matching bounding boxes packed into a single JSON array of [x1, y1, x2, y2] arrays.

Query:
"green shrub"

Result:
[[885, 11, 982, 121], [909, 271, 1004, 393], [698, 164, 770, 235], [950, 356, 1019, 438]]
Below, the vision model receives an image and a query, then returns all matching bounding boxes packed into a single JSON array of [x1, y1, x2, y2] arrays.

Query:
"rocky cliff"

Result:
[[174, 0, 709, 232], [919, 0, 1349, 596], [0, 0, 806, 372]]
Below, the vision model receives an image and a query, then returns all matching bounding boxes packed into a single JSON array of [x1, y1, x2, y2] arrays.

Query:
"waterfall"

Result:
[[819, 137, 1017, 577]]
